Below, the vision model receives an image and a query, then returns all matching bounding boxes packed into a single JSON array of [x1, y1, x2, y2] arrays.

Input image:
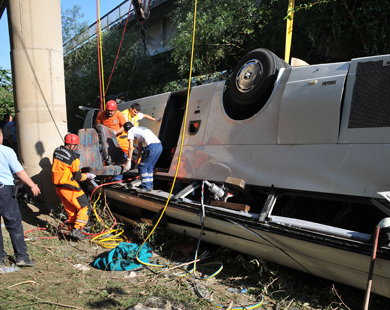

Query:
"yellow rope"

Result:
[[89, 3, 263, 307], [135, 0, 198, 265], [92, 192, 102, 223], [285, 0, 295, 63], [97, 0, 106, 109], [90, 190, 127, 248], [91, 228, 128, 248]]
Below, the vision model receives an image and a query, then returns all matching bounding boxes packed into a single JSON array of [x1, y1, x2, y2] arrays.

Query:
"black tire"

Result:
[[229, 48, 289, 108]]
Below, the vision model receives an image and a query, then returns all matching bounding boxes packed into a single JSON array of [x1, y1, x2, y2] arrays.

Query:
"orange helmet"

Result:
[[64, 133, 79, 145], [106, 100, 117, 111]]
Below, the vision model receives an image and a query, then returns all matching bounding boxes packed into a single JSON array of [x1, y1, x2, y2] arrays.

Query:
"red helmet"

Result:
[[64, 133, 79, 145], [106, 100, 117, 111]]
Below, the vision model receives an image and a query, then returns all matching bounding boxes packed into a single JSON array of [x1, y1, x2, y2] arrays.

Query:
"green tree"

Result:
[[0, 68, 14, 119], [298, 0, 390, 60], [62, 4, 89, 61], [63, 21, 178, 132], [168, 0, 390, 73], [63, 0, 390, 132], [168, 0, 268, 76]]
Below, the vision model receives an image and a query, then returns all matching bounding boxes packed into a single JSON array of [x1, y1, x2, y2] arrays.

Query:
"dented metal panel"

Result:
[[143, 92, 171, 109], [140, 104, 166, 136], [278, 62, 349, 144], [117, 92, 170, 112]]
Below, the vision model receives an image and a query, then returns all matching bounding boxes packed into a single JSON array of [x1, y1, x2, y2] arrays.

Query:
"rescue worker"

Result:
[[122, 103, 161, 168], [95, 100, 128, 154], [122, 103, 161, 127], [52, 134, 95, 240], [124, 122, 162, 191], [0, 127, 40, 267]]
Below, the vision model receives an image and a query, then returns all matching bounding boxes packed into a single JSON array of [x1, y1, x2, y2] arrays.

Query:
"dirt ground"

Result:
[[1, 199, 390, 310]]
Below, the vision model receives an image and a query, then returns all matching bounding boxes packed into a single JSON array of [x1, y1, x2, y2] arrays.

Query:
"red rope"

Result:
[[105, 0, 134, 95], [146, 0, 153, 18], [24, 228, 58, 240], [83, 176, 140, 238], [24, 176, 142, 241]]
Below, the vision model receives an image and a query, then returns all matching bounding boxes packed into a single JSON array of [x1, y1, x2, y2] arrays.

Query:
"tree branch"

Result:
[[342, 0, 367, 54]]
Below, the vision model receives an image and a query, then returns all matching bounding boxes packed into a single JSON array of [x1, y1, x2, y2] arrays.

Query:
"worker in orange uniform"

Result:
[[95, 100, 128, 154], [52, 134, 95, 240]]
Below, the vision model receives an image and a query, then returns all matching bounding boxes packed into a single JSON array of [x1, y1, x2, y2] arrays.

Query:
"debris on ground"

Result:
[[0, 265, 19, 274], [73, 263, 90, 272], [126, 296, 184, 310], [0, 199, 388, 310]]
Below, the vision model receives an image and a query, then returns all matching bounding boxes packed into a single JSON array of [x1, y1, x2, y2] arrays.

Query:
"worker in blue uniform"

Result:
[[0, 127, 41, 267]]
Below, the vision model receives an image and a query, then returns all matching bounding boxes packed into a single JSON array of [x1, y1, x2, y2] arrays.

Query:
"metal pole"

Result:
[[363, 225, 380, 310]]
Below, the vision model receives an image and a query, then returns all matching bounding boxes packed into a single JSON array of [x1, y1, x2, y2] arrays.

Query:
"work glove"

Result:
[[155, 117, 162, 123], [125, 159, 131, 171], [86, 173, 96, 180]]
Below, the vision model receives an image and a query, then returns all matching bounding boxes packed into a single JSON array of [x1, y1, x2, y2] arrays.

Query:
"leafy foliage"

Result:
[[260, 0, 390, 63], [63, 22, 181, 132], [0, 68, 14, 119], [168, 0, 390, 71], [61, 5, 89, 57], [168, 0, 268, 75]]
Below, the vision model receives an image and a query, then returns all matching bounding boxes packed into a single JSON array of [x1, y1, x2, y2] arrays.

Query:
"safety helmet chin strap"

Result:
[[65, 144, 78, 150]]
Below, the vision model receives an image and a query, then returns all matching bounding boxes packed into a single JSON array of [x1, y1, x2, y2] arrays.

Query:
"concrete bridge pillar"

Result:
[[7, 0, 67, 206]]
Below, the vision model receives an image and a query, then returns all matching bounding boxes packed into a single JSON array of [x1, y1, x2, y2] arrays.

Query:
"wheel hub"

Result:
[[235, 59, 263, 93]]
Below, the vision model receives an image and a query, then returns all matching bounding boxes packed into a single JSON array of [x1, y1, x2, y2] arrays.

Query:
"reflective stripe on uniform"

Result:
[[140, 172, 153, 183]]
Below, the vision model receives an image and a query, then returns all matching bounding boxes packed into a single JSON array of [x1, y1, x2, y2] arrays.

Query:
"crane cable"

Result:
[[96, 0, 103, 110], [284, 0, 295, 64], [26, 1, 137, 245], [89, 0, 149, 246], [96, 0, 106, 110], [98, 0, 144, 105], [127, 1, 262, 308], [134, 0, 198, 265]]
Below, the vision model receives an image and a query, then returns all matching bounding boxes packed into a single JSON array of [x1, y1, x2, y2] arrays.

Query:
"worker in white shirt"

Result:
[[124, 122, 162, 192]]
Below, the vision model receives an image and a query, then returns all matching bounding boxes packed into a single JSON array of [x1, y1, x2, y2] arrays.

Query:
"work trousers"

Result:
[[55, 187, 91, 230], [0, 185, 29, 261], [138, 143, 162, 190]]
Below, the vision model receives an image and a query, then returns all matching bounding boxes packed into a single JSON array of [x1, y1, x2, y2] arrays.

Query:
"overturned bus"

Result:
[[80, 48, 390, 298]]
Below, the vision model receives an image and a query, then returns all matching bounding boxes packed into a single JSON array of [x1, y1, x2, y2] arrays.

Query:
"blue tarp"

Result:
[[93, 242, 153, 271]]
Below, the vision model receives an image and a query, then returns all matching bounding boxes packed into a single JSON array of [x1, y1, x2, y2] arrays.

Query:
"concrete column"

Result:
[[7, 0, 67, 206]]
